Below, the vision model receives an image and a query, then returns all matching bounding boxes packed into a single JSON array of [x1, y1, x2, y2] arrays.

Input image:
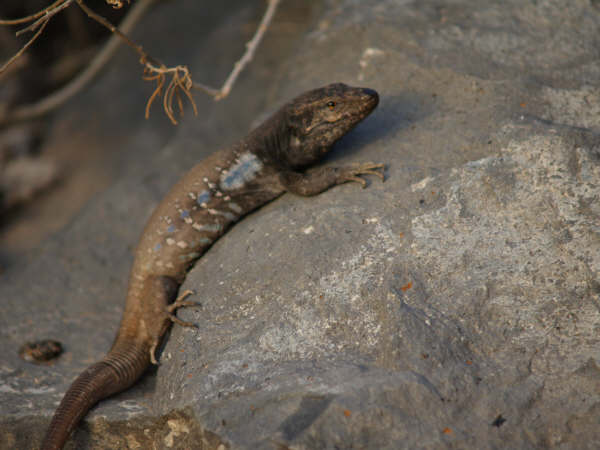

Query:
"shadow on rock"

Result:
[[329, 90, 436, 161]]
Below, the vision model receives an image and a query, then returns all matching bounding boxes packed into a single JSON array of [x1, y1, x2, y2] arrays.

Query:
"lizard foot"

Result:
[[338, 162, 385, 188], [150, 290, 201, 364], [167, 289, 200, 328]]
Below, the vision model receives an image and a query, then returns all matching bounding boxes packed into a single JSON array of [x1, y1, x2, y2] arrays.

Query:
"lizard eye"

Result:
[[327, 101, 336, 110]]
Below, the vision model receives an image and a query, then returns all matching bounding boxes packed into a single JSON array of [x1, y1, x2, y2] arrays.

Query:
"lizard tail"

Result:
[[41, 341, 150, 450]]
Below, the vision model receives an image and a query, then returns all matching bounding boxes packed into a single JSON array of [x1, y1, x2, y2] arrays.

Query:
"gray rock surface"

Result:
[[1, 0, 600, 449]]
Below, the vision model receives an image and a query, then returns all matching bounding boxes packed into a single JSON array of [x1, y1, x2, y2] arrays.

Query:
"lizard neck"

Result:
[[245, 109, 293, 169]]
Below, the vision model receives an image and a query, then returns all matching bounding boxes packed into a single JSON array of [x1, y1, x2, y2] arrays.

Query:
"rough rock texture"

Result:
[[1, 0, 600, 449]]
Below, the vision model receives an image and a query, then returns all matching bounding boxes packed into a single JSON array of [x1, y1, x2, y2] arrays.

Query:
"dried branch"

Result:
[[212, 0, 281, 100], [0, 0, 67, 26], [76, 0, 281, 123], [74, 0, 159, 67], [15, 0, 73, 37], [0, 0, 74, 76], [74, 0, 189, 124], [140, 0, 281, 122], [0, 0, 281, 126], [0, 0, 155, 126], [0, 18, 49, 75]]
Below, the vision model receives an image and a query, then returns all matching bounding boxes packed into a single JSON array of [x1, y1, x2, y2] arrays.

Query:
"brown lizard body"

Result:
[[42, 83, 384, 449]]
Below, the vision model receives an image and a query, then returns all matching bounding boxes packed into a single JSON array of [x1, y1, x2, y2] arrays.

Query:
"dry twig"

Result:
[[15, 0, 73, 37], [0, 0, 74, 76], [0, 0, 155, 126], [212, 0, 280, 100], [0, 0, 281, 126], [0, 0, 67, 26], [0, 18, 48, 75]]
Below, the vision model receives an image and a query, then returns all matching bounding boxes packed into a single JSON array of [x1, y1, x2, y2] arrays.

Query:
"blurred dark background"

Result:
[[0, 0, 129, 265], [0, 0, 125, 105]]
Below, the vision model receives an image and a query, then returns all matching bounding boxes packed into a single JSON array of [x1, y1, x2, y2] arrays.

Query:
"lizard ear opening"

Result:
[[286, 106, 314, 137], [287, 115, 304, 136]]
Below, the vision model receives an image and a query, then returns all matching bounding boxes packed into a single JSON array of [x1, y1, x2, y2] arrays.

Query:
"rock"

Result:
[[1, 0, 599, 449]]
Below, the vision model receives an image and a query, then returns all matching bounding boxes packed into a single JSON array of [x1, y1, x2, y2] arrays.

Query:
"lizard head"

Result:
[[283, 83, 379, 168]]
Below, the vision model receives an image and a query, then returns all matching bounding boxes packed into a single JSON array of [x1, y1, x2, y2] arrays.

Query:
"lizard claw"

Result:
[[167, 289, 200, 328], [149, 341, 160, 365], [338, 162, 386, 187], [149, 290, 200, 365]]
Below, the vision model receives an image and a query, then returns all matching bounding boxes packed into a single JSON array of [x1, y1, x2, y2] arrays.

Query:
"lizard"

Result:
[[42, 82, 384, 449]]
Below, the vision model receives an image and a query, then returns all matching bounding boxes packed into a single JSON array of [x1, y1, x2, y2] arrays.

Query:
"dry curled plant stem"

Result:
[[0, 0, 281, 125], [0, 0, 154, 126], [73, 0, 195, 125], [143, 63, 198, 125], [141, 0, 281, 122]]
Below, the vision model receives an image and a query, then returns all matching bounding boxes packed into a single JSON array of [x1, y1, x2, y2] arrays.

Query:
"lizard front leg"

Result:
[[280, 162, 385, 196]]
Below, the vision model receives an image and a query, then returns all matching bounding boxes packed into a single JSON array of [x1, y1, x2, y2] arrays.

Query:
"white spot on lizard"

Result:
[[220, 152, 263, 191]]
